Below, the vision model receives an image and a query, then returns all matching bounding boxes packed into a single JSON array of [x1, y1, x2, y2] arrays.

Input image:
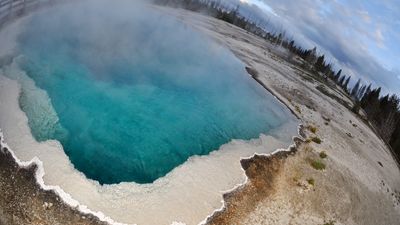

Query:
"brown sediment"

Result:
[[205, 137, 400, 225], [0, 143, 107, 225], [205, 136, 303, 225], [205, 154, 285, 225]]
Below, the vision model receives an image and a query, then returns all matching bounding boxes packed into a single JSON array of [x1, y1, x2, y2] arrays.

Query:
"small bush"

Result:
[[308, 125, 317, 133], [319, 151, 327, 159], [311, 136, 322, 144], [307, 178, 315, 186], [310, 160, 326, 170], [304, 145, 313, 152], [295, 105, 301, 114], [323, 220, 335, 225]]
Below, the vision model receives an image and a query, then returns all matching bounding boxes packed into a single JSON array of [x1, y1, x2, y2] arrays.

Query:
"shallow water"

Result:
[[12, 2, 293, 184]]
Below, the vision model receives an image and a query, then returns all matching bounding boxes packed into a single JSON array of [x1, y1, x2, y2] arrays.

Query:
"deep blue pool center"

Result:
[[15, 2, 292, 184]]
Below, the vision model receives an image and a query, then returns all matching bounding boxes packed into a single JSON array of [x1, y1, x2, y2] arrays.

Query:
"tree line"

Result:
[[154, 0, 400, 162]]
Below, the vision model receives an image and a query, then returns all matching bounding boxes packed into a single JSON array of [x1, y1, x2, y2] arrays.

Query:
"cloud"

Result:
[[223, 0, 400, 94], [244, 0, 278, 16], [358, 10, 371, 23], [375, 28, 385, 48]]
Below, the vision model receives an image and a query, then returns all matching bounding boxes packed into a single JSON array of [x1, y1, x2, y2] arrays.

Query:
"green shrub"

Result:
[[311, 136, 322, 144], [310, 160, 326, 170], [319, 151, 327, 159], [307, 178, 315, 186], [308, 125, 317, 133]]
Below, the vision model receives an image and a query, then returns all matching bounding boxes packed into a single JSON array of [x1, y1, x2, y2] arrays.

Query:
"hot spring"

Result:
[[5, 2, 294, 185]]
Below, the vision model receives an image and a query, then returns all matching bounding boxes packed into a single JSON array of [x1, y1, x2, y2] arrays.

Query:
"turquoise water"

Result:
[[14, 2, 293, 184]]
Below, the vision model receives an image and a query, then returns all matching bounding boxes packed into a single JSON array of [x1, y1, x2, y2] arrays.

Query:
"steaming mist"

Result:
[[0, 0, 298, 224], [9, 0, 291, 184]]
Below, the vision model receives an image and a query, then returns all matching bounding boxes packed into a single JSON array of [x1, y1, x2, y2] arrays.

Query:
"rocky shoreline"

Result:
[[0, 137, 106, 225], [204, 135, 304, 225]]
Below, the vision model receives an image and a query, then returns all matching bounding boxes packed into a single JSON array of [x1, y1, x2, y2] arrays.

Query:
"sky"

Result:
[[225, 0, 400, 95]]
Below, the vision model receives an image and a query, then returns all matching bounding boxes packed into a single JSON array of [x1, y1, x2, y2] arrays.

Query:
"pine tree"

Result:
[[343, 76, 351, 92], [314, 55, 325, 72], [361, 87, 381, 117], [288, 40, 295, 52], [390, 118, 400, 159], [351, 79, 361, 98], [334, 69, 342, 82], [305, 47, 317, 64], [364, 83, 372, 96], [338, 75, 346, 87], [357, 84, 366, 100]]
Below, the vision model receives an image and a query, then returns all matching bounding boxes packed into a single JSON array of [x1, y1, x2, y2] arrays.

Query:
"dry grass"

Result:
[[304, 145, 314, 152]]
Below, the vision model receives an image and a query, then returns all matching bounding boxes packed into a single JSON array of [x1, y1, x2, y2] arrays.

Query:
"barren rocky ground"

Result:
[[173, 8, 400, 225], [0, 141, 106, 225]]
